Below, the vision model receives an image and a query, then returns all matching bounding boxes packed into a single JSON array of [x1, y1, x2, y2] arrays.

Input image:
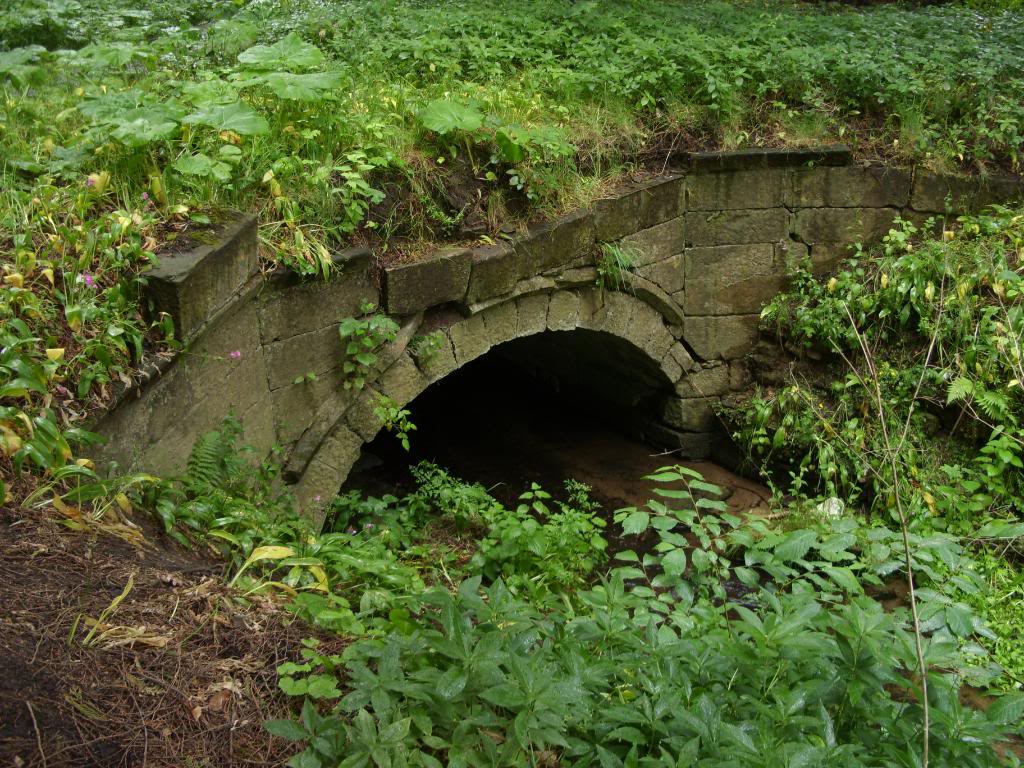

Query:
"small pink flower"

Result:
[[56, 384, 70, 396], [85, 177, 96, 188], [229, 350, 241, 360], [141, 192, 149, 201], [314, 495, 322, 503], [81, 272, 96, 288]]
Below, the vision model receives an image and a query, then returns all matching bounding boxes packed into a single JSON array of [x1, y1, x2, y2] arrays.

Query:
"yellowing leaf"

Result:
[[41, 268, 54, 285], [46, 347, 65, 362], [3, 273, 24, 287]]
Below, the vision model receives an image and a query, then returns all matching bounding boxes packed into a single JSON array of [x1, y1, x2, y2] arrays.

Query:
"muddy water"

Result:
[[343, 354, 770, 518]]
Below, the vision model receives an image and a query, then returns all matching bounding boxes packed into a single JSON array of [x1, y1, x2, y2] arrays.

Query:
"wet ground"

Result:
[[343, 352, 771, 518]]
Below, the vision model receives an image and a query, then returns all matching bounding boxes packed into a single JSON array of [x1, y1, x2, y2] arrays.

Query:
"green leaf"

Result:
[[436, 667, 468, 700], [264, 718, 308, 741], [661, 548, 687, 578], [243, 71, 344, 101], [184, 101, 269, 136], [620, 510, 650, 536], [419, 99, 483, 134], [987, 693, 1024, 725], [774, 529, 817, 562], [238, 32, 325, 70]]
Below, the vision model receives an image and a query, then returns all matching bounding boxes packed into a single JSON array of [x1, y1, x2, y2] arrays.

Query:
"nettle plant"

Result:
[[338, 302, 399, 390]]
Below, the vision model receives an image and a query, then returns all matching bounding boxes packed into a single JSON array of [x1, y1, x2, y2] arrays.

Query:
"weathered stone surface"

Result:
[[911, 171, 1024, 213], [775, 239, 810, 270], [636, 252, 685, 294], [684, 315, 760, 360], [685, 208, 788, 246], [481, 300, 519, 346], [449, 313, 491, 366], [378, 353, 429, 406], [555, 266, 599, 288], [515, 209, 594, 277], [642, 423, 715, 459], [588, 290, 638, 339], [384, 248, 472, 316], [662, 396, 718, 432], [465, 243, 517, 304], [547, 291, 580, 332], [793, 207, 900, 245], [688, 146, 851, 173], [687, 169, 786, 211], [729, 361, 752, 391], [413, 330, 458, 382], [624, 275, 686, 329], [809, 242, 858, 272], [345, 385, 383, 441], [283, 383, 356, 477], [593, 176, 684, 241], [788, 165, 911, 209], [621, 217, 685, 266], [146, 214, 258, 341], [515, 293, 550, 337], [263, 324, 340, 391], [683, 243, 784, 316], [258, 248, 374, 343], [676, 364, 731, 398], [624, 302, 675, 362], [668, 342, 699, 373]]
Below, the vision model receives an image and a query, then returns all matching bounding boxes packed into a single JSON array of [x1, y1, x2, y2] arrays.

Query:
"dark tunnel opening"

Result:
[[341, 329, 765, 514]]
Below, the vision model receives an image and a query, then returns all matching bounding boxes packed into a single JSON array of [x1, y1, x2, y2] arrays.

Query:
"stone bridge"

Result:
[[92, 147, 1024, 518]]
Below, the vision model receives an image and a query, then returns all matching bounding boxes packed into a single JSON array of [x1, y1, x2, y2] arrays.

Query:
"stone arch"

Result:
[[290, 286, 706, 517]]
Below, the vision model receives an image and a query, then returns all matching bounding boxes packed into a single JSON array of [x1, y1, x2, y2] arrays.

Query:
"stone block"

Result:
[[642, 423, 715, 459], [911, 171, 1024, 213], [625, 276, 686, 329], [449, 313, 491, 366], [588, 290, 638, 339], [685, 208, 789, 246], [263, 324, 341, 390], [515, 209, 594, 277], [668, 342, 699, 373], [793, 207, 900, 245], [555, 266, 599, 288], [662, 396, 719, 432], [676, 364, 732, 398], [413, 330, 458, 382], [684, 315, 760, 360], [384, 248, 472, 316], [621, 217, 685, 266], [593, 175, 685, 241], [547, 291, 580, 332], [283, 385, 356, 477], [345, 385, 383, 441], [809, 242, 858, 273], [687, 146, 851, 173], [317, 425, 363, 472], [788, 165, 911, 208], [481, 301, 520, 347], [687, 168, 786, 210], [258, 248, 374, 343], [378, 353, 429, 406], [729, 361, 753, 391], [683, 243, 785, 316], [465, 243, 518, 304], [624, 302, 675, 363], [146, 214, 258, 341], [636, 252, 684, 295], [515, 293, 550, 338]]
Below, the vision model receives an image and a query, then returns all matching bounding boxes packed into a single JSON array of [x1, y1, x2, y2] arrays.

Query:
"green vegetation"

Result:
[[726, 206, 1024, 686], [129, 421, 1022, 767], [5, 1, 1024, 764]]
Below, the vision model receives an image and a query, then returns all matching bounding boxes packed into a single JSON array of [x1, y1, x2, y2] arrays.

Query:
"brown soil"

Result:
[[0, 504, 339, 767]]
